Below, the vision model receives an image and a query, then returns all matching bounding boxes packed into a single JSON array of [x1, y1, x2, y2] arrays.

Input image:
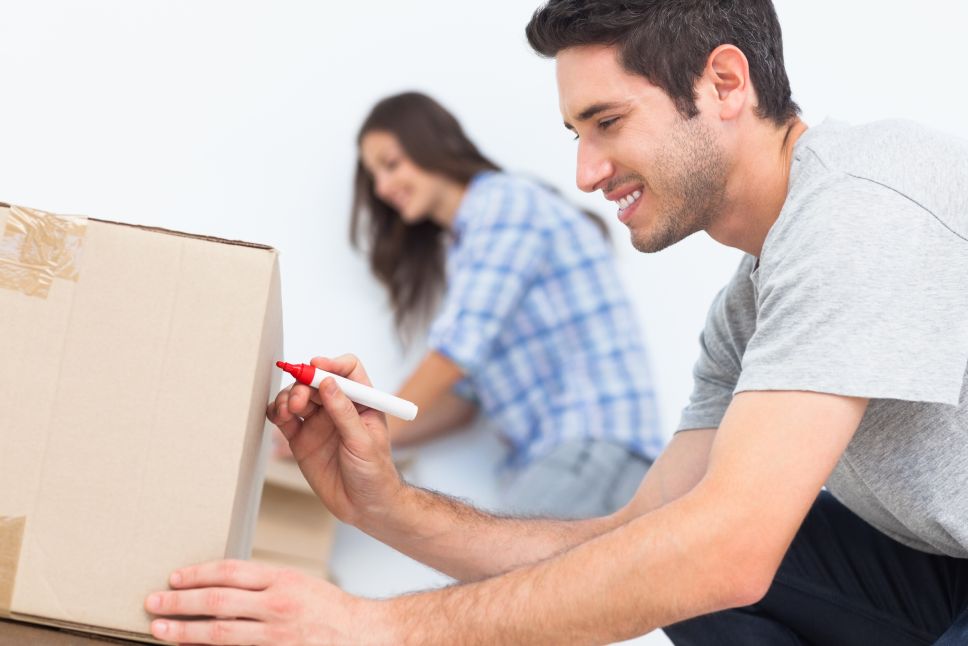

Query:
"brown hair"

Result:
[[350, 92, 500, 343], [526, 0, 799, 126], [351, 91, 608, 344]]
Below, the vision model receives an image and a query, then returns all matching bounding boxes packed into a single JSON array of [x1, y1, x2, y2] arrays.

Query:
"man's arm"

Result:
[[365, 426, 716, 581], [388, 351, 478, 446], [145, 390, 866, 645], [277, 353, 716, 582], [383, 390, 867, 644]]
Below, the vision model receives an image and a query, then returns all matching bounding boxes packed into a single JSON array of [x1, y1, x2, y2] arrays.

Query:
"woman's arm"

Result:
[[388, 350, 477, 446]]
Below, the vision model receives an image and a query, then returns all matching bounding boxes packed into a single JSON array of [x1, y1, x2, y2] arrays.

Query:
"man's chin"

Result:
[[629, 213, 702, 253], [630, 230, 678, 254]]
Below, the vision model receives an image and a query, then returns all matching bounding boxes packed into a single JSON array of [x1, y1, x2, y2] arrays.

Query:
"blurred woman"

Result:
[[351, 91, 663, 518]]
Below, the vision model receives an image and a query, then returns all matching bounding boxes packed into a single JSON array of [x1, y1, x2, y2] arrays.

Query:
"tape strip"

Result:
[[0, 516, 25, 615], [0, 205, 87, 299]]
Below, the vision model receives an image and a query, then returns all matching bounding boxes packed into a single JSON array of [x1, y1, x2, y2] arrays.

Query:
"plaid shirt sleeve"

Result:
[[427, 185, 550, 375]]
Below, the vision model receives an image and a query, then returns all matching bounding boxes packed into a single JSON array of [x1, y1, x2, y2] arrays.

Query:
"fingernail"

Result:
[[170, 571, 182, 586], [153, 620, 168, 636], [147, 594, 161, 611], [323, 378, 338, 395]]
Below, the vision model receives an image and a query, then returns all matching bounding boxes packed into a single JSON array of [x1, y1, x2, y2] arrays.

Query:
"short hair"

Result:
[[526, 0, 800, 126]]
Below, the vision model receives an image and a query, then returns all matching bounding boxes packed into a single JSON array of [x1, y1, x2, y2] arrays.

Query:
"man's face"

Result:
[[557, 45, 728, 253]]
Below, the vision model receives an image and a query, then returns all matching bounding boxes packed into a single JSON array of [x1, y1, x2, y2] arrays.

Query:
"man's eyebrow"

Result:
[[563, 101, 627, 130]]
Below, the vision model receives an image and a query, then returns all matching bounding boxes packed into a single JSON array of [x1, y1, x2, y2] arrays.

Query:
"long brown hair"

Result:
[[350, 92, 500, 342], [350, 91, 609, 344]]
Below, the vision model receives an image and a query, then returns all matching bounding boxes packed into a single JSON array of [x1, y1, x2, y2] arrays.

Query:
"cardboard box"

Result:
[[252, 457, 336, 580], [0, 616, 141, 645], [0, 203, 282, 642]]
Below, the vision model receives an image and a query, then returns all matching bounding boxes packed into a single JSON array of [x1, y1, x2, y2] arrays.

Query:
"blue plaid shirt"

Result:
[[427, 172, 663, 468]]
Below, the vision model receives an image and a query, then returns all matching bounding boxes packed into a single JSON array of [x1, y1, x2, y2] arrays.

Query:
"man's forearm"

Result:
[[380, 485, 764, 645], [362, 429, 715, 581], [361, 484, 625, 581]]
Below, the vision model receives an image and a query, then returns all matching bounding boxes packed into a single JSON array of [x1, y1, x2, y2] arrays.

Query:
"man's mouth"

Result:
[[613, 189, 643, 223]]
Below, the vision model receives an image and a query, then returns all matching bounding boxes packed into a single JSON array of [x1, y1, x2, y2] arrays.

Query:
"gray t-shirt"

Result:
[[678, 119, 968, 557]]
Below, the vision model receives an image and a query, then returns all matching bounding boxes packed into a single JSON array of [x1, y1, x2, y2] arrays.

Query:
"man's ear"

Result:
[[704, 44, 752, 121]]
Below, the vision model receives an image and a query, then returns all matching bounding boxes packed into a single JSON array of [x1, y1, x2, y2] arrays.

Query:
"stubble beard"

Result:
[[630, 117, 728, 254]]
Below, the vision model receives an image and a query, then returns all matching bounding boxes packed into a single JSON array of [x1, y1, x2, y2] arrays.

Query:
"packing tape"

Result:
[[0, 516, 25, 615], [0, 205, 87, 299]]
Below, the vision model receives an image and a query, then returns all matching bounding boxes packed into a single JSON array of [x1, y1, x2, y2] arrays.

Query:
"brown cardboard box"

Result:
[[0, 616, 141, 644], [0, 203, 282, 642], [252, 457, 336, 580]]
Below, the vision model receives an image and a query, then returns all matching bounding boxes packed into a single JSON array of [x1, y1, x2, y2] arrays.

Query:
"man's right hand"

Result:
[[266, 355, 404, 527]]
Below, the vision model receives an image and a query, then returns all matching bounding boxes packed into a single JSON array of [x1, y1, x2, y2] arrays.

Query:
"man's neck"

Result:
[[708, 118, 808, 257]]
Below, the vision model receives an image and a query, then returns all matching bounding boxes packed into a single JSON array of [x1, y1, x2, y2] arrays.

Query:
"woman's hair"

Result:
[[350, 92, 500, 343], [350, 91, 609, 344]]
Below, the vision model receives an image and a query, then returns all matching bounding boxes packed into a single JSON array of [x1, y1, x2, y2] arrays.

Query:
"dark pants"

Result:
[[665, 491, 968, 645]]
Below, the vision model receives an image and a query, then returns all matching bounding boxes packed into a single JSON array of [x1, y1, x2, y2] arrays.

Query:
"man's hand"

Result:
[[266, 355, 403, 526], [271, 426, 294, 459], [145, 560, 393, 645]]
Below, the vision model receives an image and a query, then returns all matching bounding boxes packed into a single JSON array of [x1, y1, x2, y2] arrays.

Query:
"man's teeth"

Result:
[[617, 190, 643, 210]]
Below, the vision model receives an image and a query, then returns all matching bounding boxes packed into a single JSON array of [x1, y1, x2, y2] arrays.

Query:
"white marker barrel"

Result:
[[309, 368, 418, 421]]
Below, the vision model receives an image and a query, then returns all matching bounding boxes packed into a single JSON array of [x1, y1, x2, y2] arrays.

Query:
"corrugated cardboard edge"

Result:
[[8, 614, 156, 644], [0, 518, 25, 616], [225, 252, 283, 558], [0, 617, 142, 645], [0, 201, 273, 251], [88, 218, 273, 250]]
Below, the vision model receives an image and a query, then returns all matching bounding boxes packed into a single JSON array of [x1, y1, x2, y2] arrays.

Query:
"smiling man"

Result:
[[146, 2, 968, 644]]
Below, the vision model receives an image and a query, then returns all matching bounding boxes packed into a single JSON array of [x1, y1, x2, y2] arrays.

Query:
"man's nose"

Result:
[[575, 140, 613, 193]]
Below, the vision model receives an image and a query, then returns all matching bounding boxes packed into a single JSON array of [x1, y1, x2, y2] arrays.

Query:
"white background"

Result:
[[2, 2, 965, 643]]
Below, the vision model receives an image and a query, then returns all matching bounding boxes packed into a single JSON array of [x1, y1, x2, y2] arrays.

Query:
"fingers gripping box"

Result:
[[0, 203, 282, 642]]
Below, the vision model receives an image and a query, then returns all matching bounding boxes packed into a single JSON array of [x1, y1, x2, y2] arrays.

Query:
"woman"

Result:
[[351, 91, 663, 518]]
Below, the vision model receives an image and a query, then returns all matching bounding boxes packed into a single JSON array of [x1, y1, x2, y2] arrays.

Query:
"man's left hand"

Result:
[[145, 560, 391, 645]]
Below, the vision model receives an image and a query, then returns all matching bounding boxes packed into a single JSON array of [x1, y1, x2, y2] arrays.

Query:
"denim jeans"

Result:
[[498, 440, 652, 519], [665, 491, 968, 645]]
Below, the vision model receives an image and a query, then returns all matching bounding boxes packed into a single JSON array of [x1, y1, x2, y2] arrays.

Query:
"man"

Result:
[[146, 1, 968, 644]]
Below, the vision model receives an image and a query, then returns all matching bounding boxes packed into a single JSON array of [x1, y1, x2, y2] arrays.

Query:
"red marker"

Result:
[[275, 361, 418, 421]]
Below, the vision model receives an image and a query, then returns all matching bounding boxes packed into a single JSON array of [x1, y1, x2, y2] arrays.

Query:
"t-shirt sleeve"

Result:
[[736, 177, 968, 405], [677, 256, 758, 431], [427, 187, 549, 375]]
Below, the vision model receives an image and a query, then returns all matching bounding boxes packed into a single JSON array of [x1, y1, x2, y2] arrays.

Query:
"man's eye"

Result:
[[599, 117, 618, 131]]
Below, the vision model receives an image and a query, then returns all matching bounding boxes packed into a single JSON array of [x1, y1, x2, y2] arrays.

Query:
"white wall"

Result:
[[1, 1, 965, 430], [2, 3, 964, 642], [2, 1, 965, 433]]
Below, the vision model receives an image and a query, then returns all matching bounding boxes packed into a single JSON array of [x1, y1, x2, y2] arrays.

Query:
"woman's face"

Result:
[[360, 130, 453, 225]]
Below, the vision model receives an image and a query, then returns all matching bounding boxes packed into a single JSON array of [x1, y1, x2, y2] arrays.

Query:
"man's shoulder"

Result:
[[794, 120, 968, 234], [772, 120, 967, 252], [799, 118, 965, 165]]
